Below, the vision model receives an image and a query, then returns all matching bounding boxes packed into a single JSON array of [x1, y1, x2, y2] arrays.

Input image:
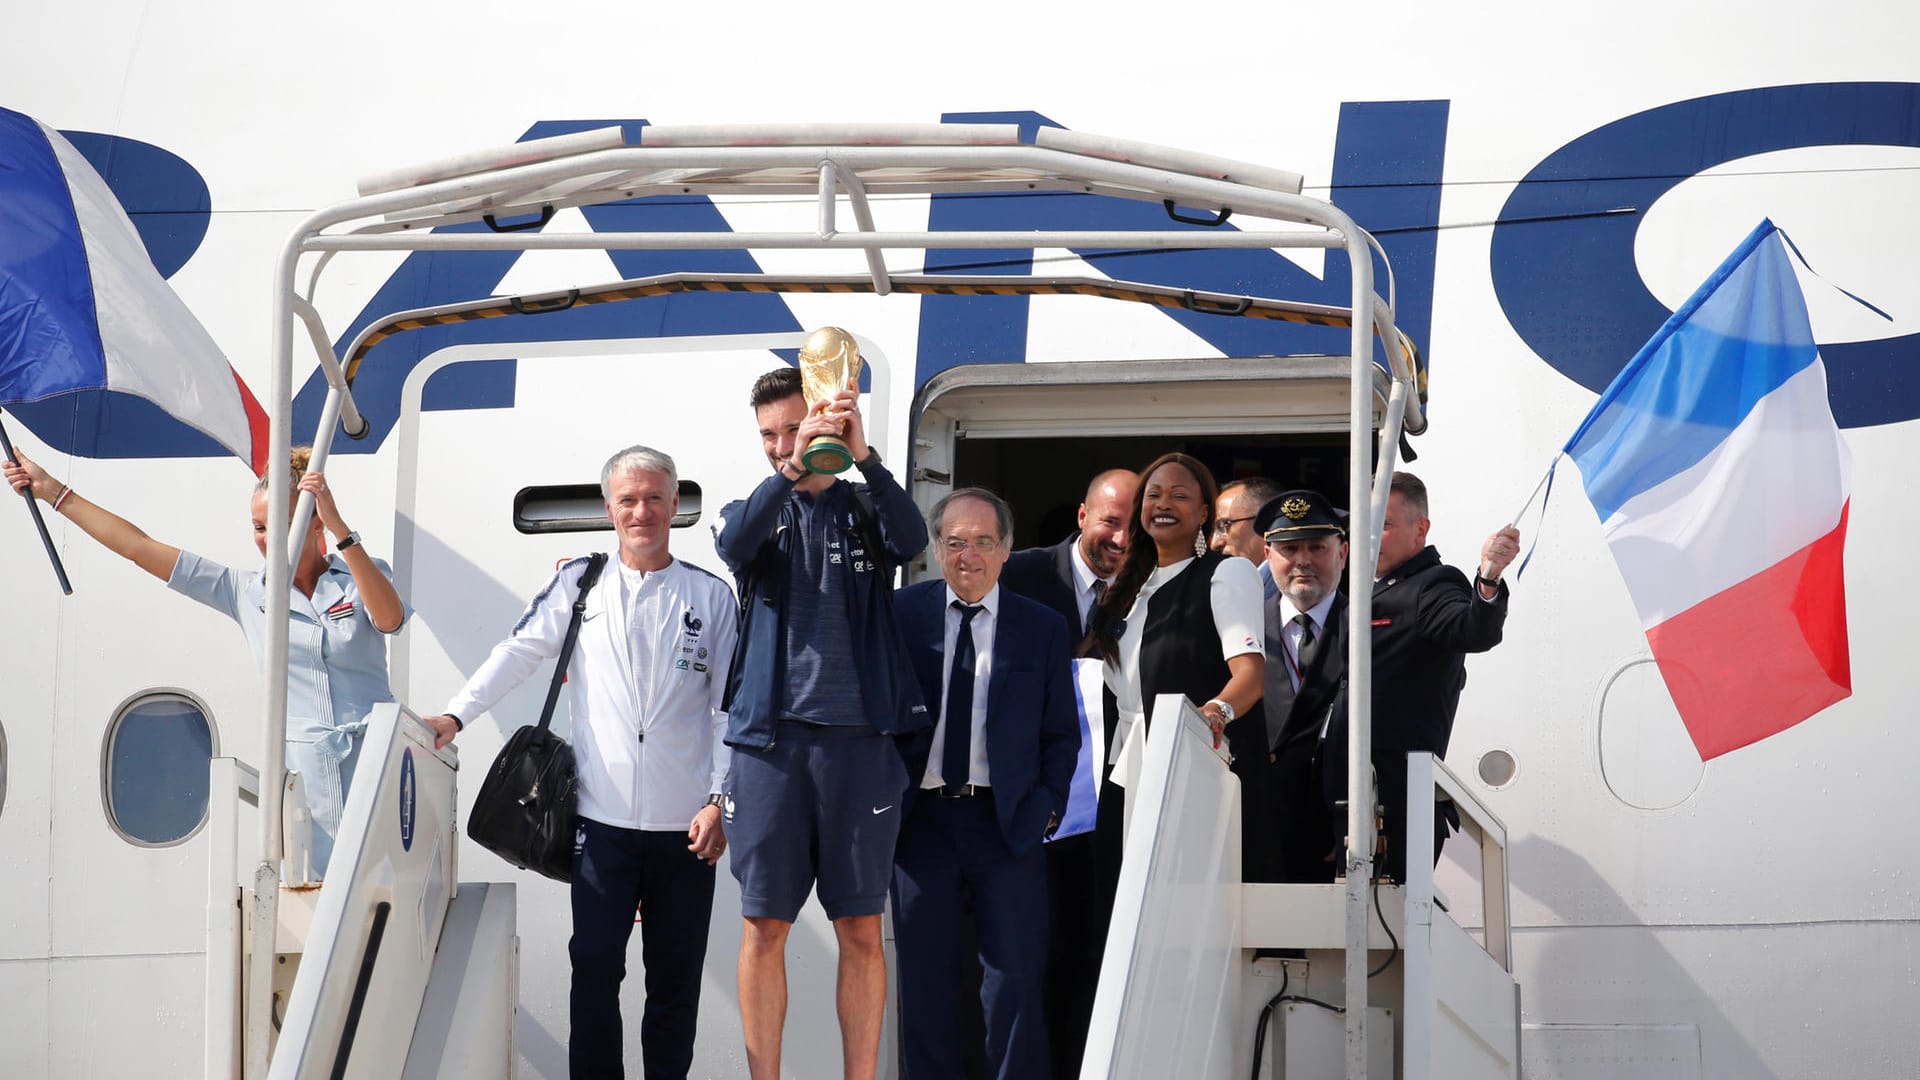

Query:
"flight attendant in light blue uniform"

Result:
[[6, 446, 408, 876]]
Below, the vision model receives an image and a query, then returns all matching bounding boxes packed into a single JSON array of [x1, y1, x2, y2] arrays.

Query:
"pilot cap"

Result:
[[1257, 489, 1347, 542]]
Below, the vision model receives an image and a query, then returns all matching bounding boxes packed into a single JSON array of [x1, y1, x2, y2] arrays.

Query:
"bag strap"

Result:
[[536, 552, 609, 734]]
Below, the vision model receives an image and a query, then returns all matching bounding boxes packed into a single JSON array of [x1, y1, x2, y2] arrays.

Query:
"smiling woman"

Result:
[[1084, 451, 1277, 882]]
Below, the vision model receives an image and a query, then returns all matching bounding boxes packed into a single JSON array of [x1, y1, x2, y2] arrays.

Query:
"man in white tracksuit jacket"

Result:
[[427, 445, 736, 1080]]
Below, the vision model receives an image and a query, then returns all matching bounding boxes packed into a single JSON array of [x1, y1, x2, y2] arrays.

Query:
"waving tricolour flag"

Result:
[[0, 107, 267, 473], [1564, 219, 1851, 760]]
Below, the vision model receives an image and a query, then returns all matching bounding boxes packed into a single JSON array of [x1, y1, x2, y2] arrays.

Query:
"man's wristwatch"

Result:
[[1207, 698, 1236, 723], [705, 793, 726, 808], [336, 530, 362, 553]]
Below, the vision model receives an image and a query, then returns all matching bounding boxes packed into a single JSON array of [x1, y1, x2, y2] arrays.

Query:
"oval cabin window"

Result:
[[103, 692, 216, 846]]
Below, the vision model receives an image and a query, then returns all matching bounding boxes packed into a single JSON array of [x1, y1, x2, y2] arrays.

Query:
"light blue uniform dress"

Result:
[[169, 549, 409, 874]]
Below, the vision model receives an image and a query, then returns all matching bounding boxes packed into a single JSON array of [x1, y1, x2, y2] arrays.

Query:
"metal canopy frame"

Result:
[[249, 123, 1421, 1079]]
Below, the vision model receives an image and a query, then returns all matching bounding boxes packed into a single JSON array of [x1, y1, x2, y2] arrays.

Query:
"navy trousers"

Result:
[[570, 818, 716, 1080], [893, 793, 1050, 1080]]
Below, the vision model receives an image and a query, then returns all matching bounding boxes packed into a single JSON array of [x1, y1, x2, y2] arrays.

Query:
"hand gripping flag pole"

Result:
[[0, 413, 72, 595]]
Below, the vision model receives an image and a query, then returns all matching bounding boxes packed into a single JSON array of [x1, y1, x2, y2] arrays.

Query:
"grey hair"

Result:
[[930, 487, 1014, 543], [601, 445, 678, 498], [1389, 470, 1429, 520]]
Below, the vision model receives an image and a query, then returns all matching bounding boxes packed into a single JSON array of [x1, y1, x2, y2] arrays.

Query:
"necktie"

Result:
[[1292, 612, 1317, 678], [944, 603, 984, 788]]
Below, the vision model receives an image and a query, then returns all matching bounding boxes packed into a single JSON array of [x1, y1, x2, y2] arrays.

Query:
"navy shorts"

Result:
[[725, 722, 909, 922]]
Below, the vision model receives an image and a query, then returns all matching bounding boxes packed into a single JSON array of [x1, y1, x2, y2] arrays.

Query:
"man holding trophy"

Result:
[[713, 329, 930, 1080]]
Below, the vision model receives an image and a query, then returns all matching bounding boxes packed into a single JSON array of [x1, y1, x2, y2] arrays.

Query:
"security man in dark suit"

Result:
[[1256, 490, 1352, 883], [1325, 471, 1519, 883], [998, 467, 1136, 1080], [894, 487, 1081, 1080]]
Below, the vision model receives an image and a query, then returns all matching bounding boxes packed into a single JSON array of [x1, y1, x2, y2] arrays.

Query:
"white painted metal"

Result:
[[1403, 753, 1520, 1080], [638, 122, 1024, 147], [1034, 126, 1306, 194], [308, 229, 1342, 252], [206, 757, 260, 1080], [1081, 695, 1241, 1080], [268, 705, 462, 1080], [357, 127, 628, 197], [401, 882, 517, 1080], [289, 297, 367, 438]]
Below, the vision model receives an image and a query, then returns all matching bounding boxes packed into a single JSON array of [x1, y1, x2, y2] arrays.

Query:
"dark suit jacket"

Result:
[[1266, 591, 1349, 754], [1318, 546, 1507, 850], [895, 581, 1082, 856], [1327, 545, 1507, 758], [1001, 536, 1086, 641]]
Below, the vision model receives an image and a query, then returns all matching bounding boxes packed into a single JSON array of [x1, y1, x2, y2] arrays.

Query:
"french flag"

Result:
[[0, 107, 267, 473], [1565, 219, 1851, 760]]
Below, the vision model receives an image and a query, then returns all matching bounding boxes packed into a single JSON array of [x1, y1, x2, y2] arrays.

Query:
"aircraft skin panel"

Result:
[[2, 2, 1917, 1076], [0, 960, 53, 1079], [47, 953, 203, 1076]]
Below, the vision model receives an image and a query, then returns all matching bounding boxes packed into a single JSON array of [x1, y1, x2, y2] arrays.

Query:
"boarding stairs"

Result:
[[203, 704, 517, 1079], [1082, 695, 1520, 1080]]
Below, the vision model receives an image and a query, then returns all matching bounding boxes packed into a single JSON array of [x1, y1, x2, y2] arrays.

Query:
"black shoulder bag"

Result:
[[466, 552, 608, 882]]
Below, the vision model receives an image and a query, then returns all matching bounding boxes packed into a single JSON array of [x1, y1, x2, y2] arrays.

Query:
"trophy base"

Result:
[[802, 436, 855, 475]]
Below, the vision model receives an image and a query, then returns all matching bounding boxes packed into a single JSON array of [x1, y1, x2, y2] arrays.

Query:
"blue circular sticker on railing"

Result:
[[399, 747, 417, 852]]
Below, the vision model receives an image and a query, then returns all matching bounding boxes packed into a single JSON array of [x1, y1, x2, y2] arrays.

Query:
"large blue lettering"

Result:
[[291, 119, 802, 453], [1490, 82, 1920, 429], [917, 105, 1448, 386]]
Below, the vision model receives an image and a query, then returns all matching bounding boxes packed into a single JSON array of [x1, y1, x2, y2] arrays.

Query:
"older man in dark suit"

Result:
[[1323, 471, 1520, 883], [998, 467, 1135, 1080], [893, 487, 1081, 1080], [1257, 489, 1352, 883]]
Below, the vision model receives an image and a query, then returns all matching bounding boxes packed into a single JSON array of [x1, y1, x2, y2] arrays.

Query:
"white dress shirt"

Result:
[[921, 583, 999, 789], [1275, 588, 1340, 692]]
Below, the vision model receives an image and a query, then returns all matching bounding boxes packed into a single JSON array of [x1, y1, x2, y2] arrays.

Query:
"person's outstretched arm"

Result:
[[4, 449, 179, 581]]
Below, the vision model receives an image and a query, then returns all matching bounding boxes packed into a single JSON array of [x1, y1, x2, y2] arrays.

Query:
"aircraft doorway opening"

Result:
[[954, 432, 1351, 549], [907, 355, 1393, 555]]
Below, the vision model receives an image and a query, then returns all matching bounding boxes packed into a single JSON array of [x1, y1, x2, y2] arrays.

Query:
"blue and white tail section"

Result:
[[0, 106, 268, 474]]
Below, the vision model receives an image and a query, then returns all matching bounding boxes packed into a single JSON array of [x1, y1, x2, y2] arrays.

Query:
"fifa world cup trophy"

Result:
[[797, 326, 865, 474]]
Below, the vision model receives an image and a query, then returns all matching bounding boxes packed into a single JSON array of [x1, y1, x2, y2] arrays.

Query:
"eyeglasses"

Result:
[[1212, 515, 1256, 536], [941, 536, 1003, 555]]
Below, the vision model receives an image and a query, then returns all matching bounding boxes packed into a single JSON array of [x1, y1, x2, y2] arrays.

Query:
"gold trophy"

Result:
[[797, 326, 865, 474]]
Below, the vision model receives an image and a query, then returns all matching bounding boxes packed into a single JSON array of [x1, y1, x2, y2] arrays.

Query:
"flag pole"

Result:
[[0, 412, 73, 595]]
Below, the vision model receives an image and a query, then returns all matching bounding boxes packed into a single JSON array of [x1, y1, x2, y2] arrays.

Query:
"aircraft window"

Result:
[[1477, 748, 1518, 789], [513, 481, 702, 534], [102, 691, 216, 846]]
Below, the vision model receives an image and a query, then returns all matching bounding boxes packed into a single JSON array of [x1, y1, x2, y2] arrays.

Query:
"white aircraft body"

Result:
[[1, 2, 1915, 1077]]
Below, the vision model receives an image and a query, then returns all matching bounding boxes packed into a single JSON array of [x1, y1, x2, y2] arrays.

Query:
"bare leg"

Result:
[[739, 916, 792, 1080], [834, 914, 888, 1080]]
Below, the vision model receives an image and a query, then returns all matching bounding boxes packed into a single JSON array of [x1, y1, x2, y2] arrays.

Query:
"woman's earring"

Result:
[[1194, 527, 1208, 557]]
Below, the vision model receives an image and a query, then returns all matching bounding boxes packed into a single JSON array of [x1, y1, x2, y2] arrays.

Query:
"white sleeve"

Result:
[[705, 577, 738, 793], [1210, 557, 1265, 660], [444, 563, 579, 723]]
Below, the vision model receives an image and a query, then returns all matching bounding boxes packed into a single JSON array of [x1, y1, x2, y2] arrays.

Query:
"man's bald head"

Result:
[[1077, 468, 1138, 578]]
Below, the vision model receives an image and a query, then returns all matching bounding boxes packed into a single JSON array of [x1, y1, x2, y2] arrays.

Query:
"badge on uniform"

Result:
[[675, 658, 690, 669], [325, 599, 355, 622]]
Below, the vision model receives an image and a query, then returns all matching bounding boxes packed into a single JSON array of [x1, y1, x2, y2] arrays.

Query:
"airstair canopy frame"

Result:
[[253, 124, 1420, 1080]]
